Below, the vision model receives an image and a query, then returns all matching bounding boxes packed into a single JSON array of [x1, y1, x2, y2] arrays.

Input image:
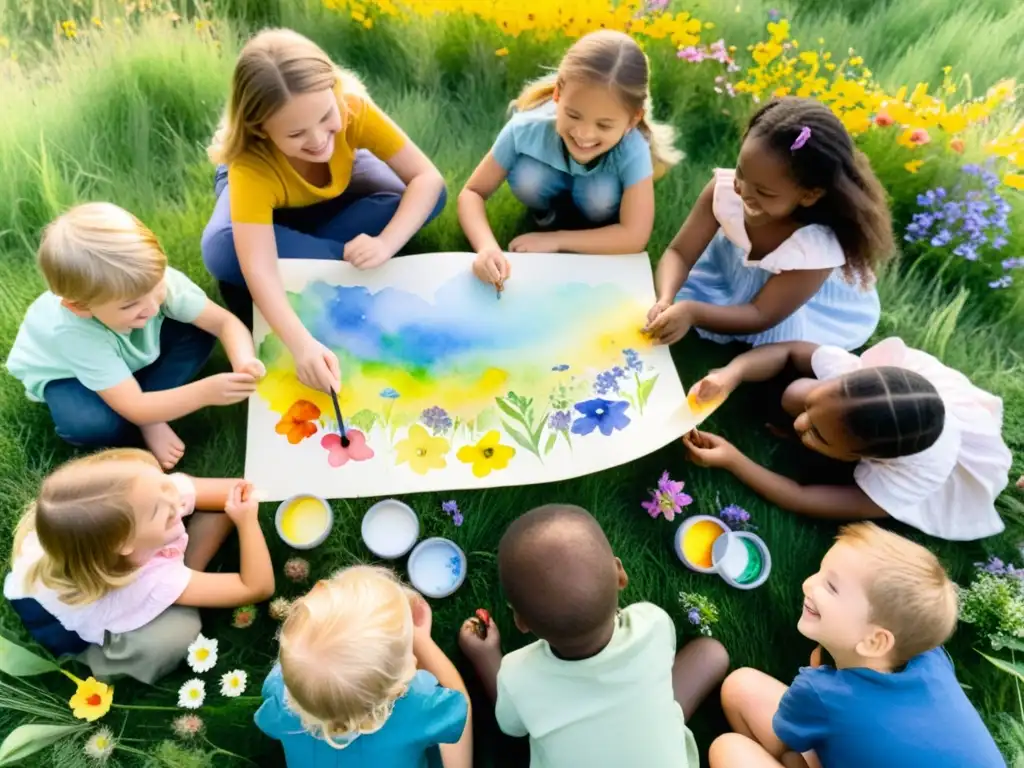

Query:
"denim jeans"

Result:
[[43, 319, 215, 446], [506, 154, 623, 224]]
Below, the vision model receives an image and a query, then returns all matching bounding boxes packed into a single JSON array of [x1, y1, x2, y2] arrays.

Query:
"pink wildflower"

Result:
[[641, 471, 693, 522], [283, 557, 310, 583]]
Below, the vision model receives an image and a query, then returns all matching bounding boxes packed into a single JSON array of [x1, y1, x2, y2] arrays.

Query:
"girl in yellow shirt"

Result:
[[201, 28, 446, 394]]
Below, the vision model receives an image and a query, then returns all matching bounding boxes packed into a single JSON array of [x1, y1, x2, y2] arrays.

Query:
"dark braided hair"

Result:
[[839, 367, 945, 459], [745, 97, 895, 287]]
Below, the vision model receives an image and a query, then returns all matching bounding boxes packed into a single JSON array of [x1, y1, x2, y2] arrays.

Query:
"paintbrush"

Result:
[[329, 387, 350, 448], [496, 277, 504, 300]]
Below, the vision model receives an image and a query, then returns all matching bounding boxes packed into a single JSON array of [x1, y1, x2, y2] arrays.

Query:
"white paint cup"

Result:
[[361, 499, 420, 559]]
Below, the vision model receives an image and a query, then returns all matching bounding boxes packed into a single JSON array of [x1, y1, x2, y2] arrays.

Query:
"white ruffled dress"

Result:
[[676, 169, 880, 350], [812, 338, 1012, 541]]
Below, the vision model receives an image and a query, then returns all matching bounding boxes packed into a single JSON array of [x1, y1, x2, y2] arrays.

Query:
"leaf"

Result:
[[995, 637, 1024, 653], [979, 651, 1024, 684], [348, 409, 378, 432], [0, 724, 85, 766], [501, 421, 540, 458], [636, 374, 660, 410], [0, 636, 57, 677], [495, 397, 526, 425], [544, 432, 557, 455]]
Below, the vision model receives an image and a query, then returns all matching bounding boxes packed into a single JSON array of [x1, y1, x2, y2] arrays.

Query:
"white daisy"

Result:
[[84, 727, 115, 761], [220, 669, 248, 698], [186, 633, 218, 673], [178, 678, 206, 709]]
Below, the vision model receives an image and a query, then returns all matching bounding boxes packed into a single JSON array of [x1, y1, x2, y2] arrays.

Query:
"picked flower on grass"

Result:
[[233, 604, 257, 629], [642, 471, 693, 522], [178, 679, 206, 710], [679, 592, 720, 637], [172, 714, 205, 740], [84, 727, 115, 761], [186, 633, 218, 673], [269, 597, 293, 621], [284, 557, 310, 582], [64, 672, 113, 722], [442, 499, 464, 527], [220, 669, 248, 698], [719, 504, 755, 531]]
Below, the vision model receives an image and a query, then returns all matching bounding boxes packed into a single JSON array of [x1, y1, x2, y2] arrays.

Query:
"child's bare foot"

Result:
[[141, 422, 185, 470]]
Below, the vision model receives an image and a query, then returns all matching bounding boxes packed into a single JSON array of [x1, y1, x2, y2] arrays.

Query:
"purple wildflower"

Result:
[[452, 510, 464, 527], [719, 504, 754, 531], [641, 471, 694, 522], [976, 555, 1024, 578], [442, 500, 459, 516], [1002, 257, 1024, 270], [548, 410, 572, 432], [687, 608, 702, 625], [421, 406, 453, 436], [990, 275, 1013, 289]]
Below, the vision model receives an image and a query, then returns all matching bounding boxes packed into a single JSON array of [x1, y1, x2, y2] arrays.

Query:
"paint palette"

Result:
[[361, 499, 420, 559], [675, 515, 772, 590], [275, 495, 333, 550], [407, 538, 467, 599]]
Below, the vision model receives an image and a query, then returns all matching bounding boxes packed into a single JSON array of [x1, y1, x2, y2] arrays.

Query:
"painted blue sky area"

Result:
[[292, 272, 637, 371]]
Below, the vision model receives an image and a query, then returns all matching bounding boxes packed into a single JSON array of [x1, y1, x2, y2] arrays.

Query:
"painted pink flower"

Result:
[[320, 429, 374, 467], [642, 471, 694, 522]]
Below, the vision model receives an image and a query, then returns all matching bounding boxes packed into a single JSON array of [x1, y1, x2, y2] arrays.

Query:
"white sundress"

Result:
[[812, 338, 1013, 541], [676, 169, 880, 350]]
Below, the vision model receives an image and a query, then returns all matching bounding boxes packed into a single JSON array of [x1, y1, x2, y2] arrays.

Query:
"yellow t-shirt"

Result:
[[227, 87, 407, 225]]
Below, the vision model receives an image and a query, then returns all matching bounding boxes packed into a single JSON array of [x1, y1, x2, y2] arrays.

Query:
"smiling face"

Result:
[[120, 462, 187, 557], [553, 79, 641, 165], [734, 134, 824, 227], [262, 86, 343, 164], [792, 379, 862, 462], [65, 279, 166, 333]]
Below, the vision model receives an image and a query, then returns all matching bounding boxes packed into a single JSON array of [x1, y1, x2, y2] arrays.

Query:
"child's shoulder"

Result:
[[19, 291, 92, 337]]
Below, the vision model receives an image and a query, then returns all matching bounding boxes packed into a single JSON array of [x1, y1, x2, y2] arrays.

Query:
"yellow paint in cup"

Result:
[[278, 496, 331, 549], [682, 519, 727, 569]]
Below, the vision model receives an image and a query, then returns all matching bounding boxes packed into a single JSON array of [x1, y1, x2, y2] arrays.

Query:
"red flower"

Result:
[[320, 429, 374, 467], [950, 138, 965, 153], [276, 400, 320, 444], [873, 111, 893, 127], [909, 128, 931, 145]]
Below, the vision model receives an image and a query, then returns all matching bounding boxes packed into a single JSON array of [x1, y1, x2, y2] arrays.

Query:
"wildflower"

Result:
[[641, 471, 693, 522], [679, 592, 720, 637], [678, 46, 705, 63], [91, 16, 103, 28], [990, 276, 1013, 289], [719, 504, 754, 531], [178, 679, 206, 710], [284, 557, 310, 582], [442, 499, 464, 525], [1002, 258, 1024, 270], [220, 669, 248, 698], [897, 128, 931, 148], [172, 714, 205, 740], [548, 410, 572, 432], [186, 633, 218, 673], [495, 47, 509, 57], [61, 20, 78, 39], [950, 138, 965, 153], [959, 571, 1024, 649], [84, 728, 114, 761], [904, 159, 924, 174], [420, 406, 453, 435], [1005, 173, 1024, 190], [687, 608, 701, 625], [65, 673, 113, 722], [232, 605, 257, 629], [269, 597, 293, 621]]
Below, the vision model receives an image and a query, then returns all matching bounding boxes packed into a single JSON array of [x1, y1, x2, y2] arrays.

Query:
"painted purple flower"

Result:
[[571, 399, 631, 437], [623, 348, 643, 373], [548, 410, 572, 432], [641, 471, 693, 522], [594, 367, 627, 395], [421, 406, 453, 435], [687, 608, 702, 625]]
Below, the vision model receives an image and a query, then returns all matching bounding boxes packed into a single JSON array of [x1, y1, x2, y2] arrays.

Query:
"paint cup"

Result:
[[407, 537, 467, 599], [361, 499, 420, 559], [675, 515, 730, 573], [275, 495, 333, 550], [711, 531, 772, 590]]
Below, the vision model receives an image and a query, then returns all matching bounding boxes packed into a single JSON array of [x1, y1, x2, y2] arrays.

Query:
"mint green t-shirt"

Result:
[[6, 267, 209, 402], [495, 602, 700, 768]]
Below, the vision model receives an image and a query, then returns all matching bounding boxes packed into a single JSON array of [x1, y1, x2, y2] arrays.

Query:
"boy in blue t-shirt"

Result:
[[708, 522, 1005, 768]]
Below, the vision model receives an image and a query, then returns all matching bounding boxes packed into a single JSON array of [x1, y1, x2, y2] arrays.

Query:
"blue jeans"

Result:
[[201, 149, 448, 286], [506, 154, 622, 224], [43, 320, 215, 446]]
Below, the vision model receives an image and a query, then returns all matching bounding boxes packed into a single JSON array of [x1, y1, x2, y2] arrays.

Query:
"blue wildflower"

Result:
[[452, 510, 464, 527], [930, 230, 952, 247], [719, 504, 754, 531], [1002, 257, 1024, 270], [990, 275, 1013, 289], [421, 406, 453, 435], [442, 500, 459, 516], [548, 410, 572, 432], [571, 399, 631, 437], [379, 388, 400, 399], [962, 163, 981, 175], [687, 608, 702, 625]]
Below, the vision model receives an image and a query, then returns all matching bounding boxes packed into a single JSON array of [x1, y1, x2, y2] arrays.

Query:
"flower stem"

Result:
[[113, 703, 177, 711]]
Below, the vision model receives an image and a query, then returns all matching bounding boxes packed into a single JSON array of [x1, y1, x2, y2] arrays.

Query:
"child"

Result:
[[458, 504, 728, 767], [708, 523, 1004, 767], [683, 338, 1012, 540], [646, 97, 893, 350], [201, 28, 447, 394], [3, 449, 274, 684], [5, 202, 262, 470], [460, 30, 681, 288], [255, 565, 472, 768]]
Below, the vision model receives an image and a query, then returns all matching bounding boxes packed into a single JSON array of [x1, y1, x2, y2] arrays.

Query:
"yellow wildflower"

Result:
[[1004, 173, 1024, 190], [61, 20, 78, 39], [904, 159, 925, 174], [495, 47, 509, 56]]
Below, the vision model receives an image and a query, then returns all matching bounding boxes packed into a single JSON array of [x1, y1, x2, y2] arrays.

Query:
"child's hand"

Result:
[[689, 368, 739, 409], [344, 234, 393, 270], [202, 372, 258, 406], [509, 231, 561, 253], [235, 358, 266, 380], [473, 248, 511, 286], [410, 592, 434, 648], [682, 429, 741, 470], [294, 337, 341, 394], [645, 301, 693, 346], [224, 481, 259, 524], [458, 615, 501, 654], [646, 300, 671, 325]]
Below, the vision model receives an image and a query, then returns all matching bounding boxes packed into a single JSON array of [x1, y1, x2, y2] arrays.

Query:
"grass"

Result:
[[1, 0, 1023, 765]]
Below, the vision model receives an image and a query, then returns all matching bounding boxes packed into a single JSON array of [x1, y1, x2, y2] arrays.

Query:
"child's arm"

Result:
[[690, 342, 820, 405], [683, 432, 888, 520], [98, 370, 256, 425], [512, 177, 655, 255], [653, 179, 719, 304], [459, 153, 512, 287], [190, 300, 263, 378], [175, 481, 275, 607]]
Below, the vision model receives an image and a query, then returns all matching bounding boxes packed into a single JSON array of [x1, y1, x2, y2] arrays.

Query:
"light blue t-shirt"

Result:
[[773, 647, 1005, 768], [5, 267, 208, 401], [491, 101, 654, 188], [255, 665, 467, 768]]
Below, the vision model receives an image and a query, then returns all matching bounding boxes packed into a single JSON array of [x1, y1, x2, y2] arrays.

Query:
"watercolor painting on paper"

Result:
[[245, 252, 708, 501]]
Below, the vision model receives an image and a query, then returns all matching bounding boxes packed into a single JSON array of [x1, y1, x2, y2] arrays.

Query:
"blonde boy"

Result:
[[709, 523, 1003, 768], [6, 203, 263, 469]]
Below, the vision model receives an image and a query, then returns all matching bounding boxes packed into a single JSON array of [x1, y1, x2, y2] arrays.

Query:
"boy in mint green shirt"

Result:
[[6, 202, 263, 469], [458, 504, 731, 768]]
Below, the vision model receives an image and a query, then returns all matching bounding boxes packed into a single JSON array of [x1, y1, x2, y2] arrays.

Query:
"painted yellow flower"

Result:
[[457, 431, 515, 478], [396, 425, 450, 475], [904, 159, 925, 174], [64, 672, 113, 722]]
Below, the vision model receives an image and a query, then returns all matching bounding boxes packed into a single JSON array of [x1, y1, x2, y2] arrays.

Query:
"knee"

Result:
[[721, 667, 764, 710], [708, 733, 753, 768], [201, 221, 242, 284], [507, 157, 559, 209], [164, 608, 202, 659], [574, 177, 621, 223], [693, 636, 731, 681], [50, 399, 129, 447], [781, 378, 818, 417]]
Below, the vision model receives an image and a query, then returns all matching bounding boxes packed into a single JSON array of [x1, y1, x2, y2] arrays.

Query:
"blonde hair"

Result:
[[513, 30, 682, 179], [38, 203, 167, 305], [207, 28, 368, 165], [278, 565, 417, 747], [836, 522, 958, 664], [13, 449, 162, 606]]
